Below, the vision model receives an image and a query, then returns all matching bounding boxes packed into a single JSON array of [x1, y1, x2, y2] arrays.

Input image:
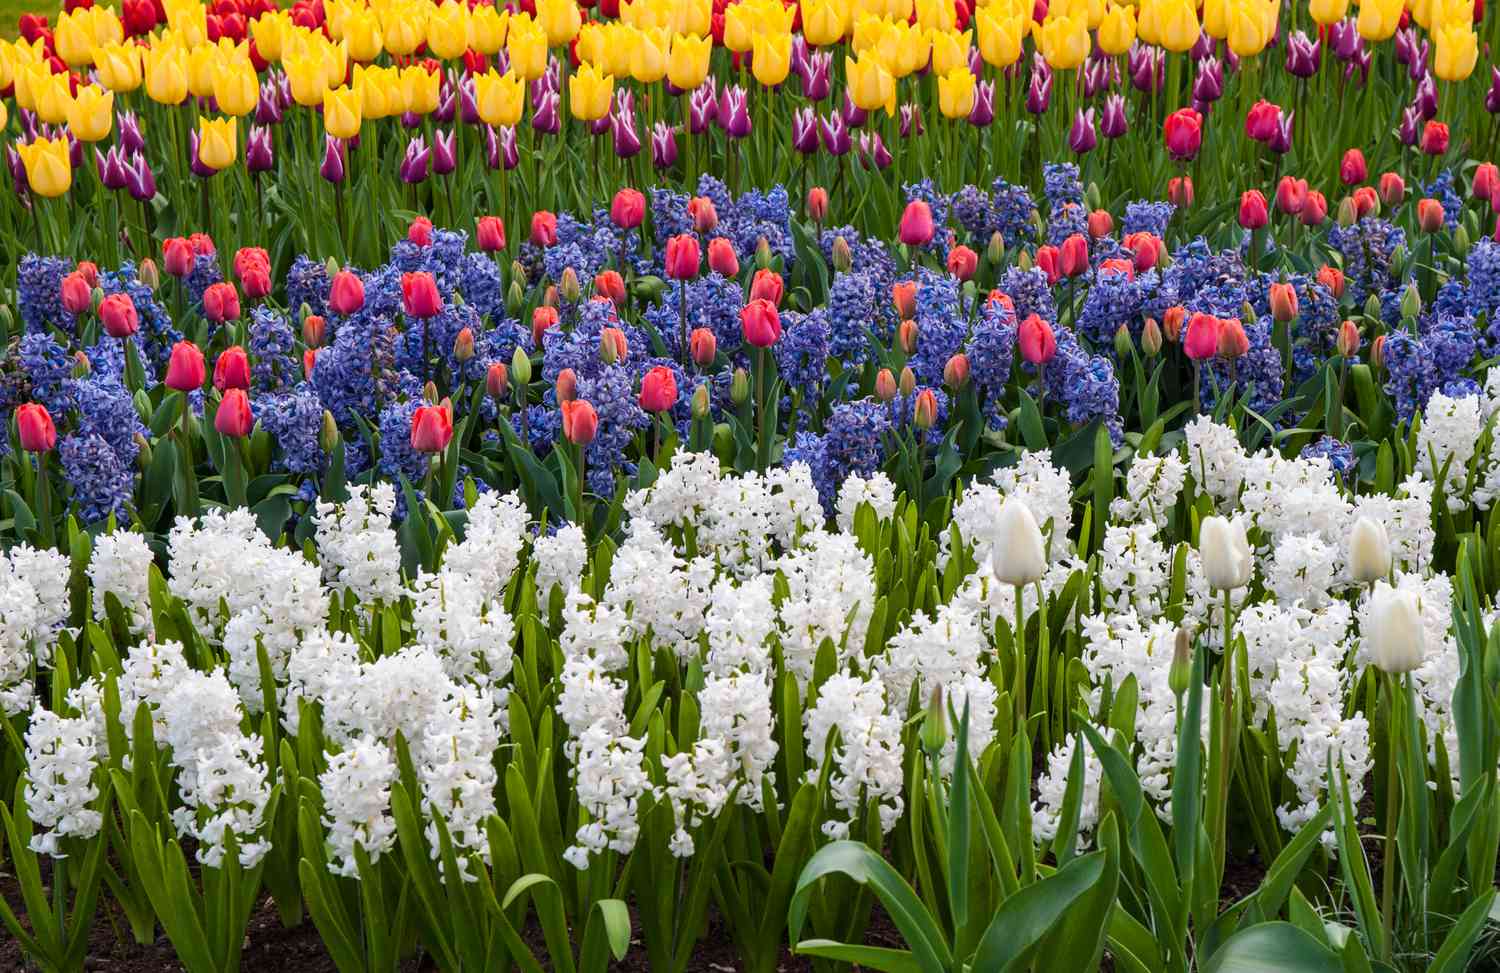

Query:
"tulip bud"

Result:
[[1017, 249, 1034, 272], [1162, 306, 1187, 343], [1417, 198, 1445, 233], [599, 328, 619, 364], [832, 236, 853, 272], [919, 685, 947, 755], [992, 497, 1047, 586], [1337, 196, 1358, 227], [1217, 318, 1250, 360], [1336, 320, 1361, 358], [1379, 171, 1405, 207], [423, 380, 439, 405], [560, 267, 582, 304], [1088, 209, 1114, 239], [556, 367, 578, 402], [987, 231, 1005, 265], [756, 237, 773, 270], [898, 319, 919, 355], [487, 361, 509, 399], [1200, 516, 1253, 591], [1400, 282, 1422, 320], [806, 186, 829, 222], [302, 314, 326, 348], [544, 285, 559, 308], [875, 368, 897, 401], [1269, 282, 1299, 322], [1168, 627, 1192, 700], [1367, 583, 1426, 673], [320, 410, 340, 454], [898, 366, 916, 397], [506, 279, 526, 316], [1364, 294, 1384, 321], [1349, 515, 1391, 585], [453, 327, 475, 362], [913, 389, 937, 430], [691, 383, 711, 418], [510, 346, 532, 385], [1456, 225, 1472, 255], [1371, 334, 1386, 369], [731, 367, 750, 405], [943, 353, 970, 390], [1114, 323, 1133, 357], [1142, 318, 1163, 355], [139, 258, 160, 290]]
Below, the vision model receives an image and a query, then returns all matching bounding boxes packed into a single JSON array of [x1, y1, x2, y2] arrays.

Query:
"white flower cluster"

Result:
[[314, 483, 405, 608], [804, 672, 905, 838], [23, 707, 103, 856], [87, 530, 155, 637], [0, 545, 71, 716]]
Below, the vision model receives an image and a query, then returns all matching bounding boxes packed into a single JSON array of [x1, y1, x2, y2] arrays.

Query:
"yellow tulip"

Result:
[[568, 62, 614, 120], [667, 32, 712, 89], [474, 69, 526, 126], [1156, 0, 1200, 51], [722, 3, 757, 51], [620, 0, 665, 29], [323, 85, 363, 139], [403, 64, 442, 114], [342, 8, 384, 62], [285, 51, 329, 107], [630, 26, 670, 83], [0, 41, 16, 92], [916, 0, 958, 30], [144, 43, 189, 105], [672, 0, 712, 37], [1226, 1, 1267, 55], [471, 6, 510, 53], [54, 10, 98, 66], [1097, 3, 1136, 53], [0, 101, 6, 133], [801, 0, 848, 44], [1431, 0, 1475, 27], [197, 116, 238, 171], [354, 64, 393, 118], [187, 44, 221, 98], [975, 7, 1024, 66], [845, 51, 895, 115], [427, 1, 472, 59], [32, 68, 74, 125], [1434, 20, 1479, 80], [1038, 14, 1090, 68], [213, 59, 260, 116], [1356, 0, 1401, 39], [937, 66, 975, 118], [252, 11, 289, 60], [886, 0, 915, 21], [1136, 0, 1161, 43], [537, 0, 583, 46], [893, 22, 932, 76], [382, 2, 428, 56], [1202, 0, 1229, 37], [18, 137, 72, 197], [575, 22, 607, 65], [930, 29, 972, 75], [165, 0, 208, 48], [322, 39, 349, 88], [507, 19, 549, 80], [66, 84, 114, 142], [1307, 0, 1348, 24], [92, 42, 143, 92], [751, 31, 792, 86]]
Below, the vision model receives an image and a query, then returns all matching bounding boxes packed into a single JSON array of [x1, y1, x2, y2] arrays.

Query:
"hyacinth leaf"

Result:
[[1040, 812, 1120, 972], [969, 849, 1107, 971], [1199, 922, 1343, 973], [1427, 889, 1497, 973], [790, 940, 925, 973]]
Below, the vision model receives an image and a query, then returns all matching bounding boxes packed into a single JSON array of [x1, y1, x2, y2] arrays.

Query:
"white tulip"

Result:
[[1348, 516, 1392, 585], [1367, 582, 1426, 674], [991, 497, 1047, 587], [1199, 516, 1253, 591]]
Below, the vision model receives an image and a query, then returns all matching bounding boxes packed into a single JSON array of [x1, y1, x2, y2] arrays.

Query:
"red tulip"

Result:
[[1168, 175, 1194, 207], [740, 298, 782, 347], [1339, 147, 1367, 185], [532, 305, 560, 346], [1421, 121, 1449, 155], [912, 388, 938, 429], [639, 365, 678, 412], [946, 245, 978, 281], [99, 293, 138, 338], [1238, 190, 1269, 230], [16, 403, 56, 453], [1018, 313, 1056, 365], [164, 340, 207, 391], [303, 348, 318, 379], [1059, 233, 1089, 277], [1275, 175, 1307, 215], [561, 399, 598, 445], [203, 282, 241, 322], [1336, 319, 1361, 358], [555, 367, 578, 402], [1124, 232, 1162, 273], [1086, 209, 1114, 239], [329, 270, 365, 315], [1317, 265, 1346, 299], [476, 215, 506, 252], [1300, 191, 1328, 226], [1371, 333, 1387, 368], [898, 320, 919, 354], [408, 216, 433, 246], [1268, 282, 1298, 322], [302, 314, 326, 348], [688, 196, 718, 233], [707, 237, 739, 277], [74, 261, 98, 288], [410, 403, 453, 453], [233, 246, 269, 280], [401, 271, 442, 318], [1182, 313, 1219, 361], [1379, 172, 1406, 206], [60, 271, 92, 315], [594, 269, 626, 307], [898, 200, 935, 246], [1417, 198, 1445, 232], [213, 345, 251, 391], [162, 237, 195, 277], [189, 234, 216, 257], [599, 326, 628, 363], [664, 234, 701, 280], [1162, 305, 1187, 342], [749, 269, 784, 305], [943, 353, 970, 389], [875, 368, 897, 401], [214, 388, 254, 437], [1163, 108, 1203, 160], [1035, 245, 1061, 284], [610, 188, 646, 229], [530, 210, 558, 246], [1474, 163, 1500, 203], [690, 327, 717, 366], [1244, 99, 1281, 143], [892, 280, 918, 318], [486, 362, 509, 398], [1352, 186, 1379, 218], [1217, 318, 1250, 359], [806, 186, 829, 221]]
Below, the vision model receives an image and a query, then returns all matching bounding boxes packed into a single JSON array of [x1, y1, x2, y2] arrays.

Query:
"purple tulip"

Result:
[[124, 152, 155, 201], [1408, 40, 1430, 80], [532, 91, 560, 134], [321, 135, 346, 183], [689, 81, 718, 133], [483, 124, 502, 169], [718, 85, 751, 138], [401, 111, 422, 129], [1191, 30, 1214, 60], [251, 83, 280, 125], [188, 132, 215, 177], [118, 110, 144, 154], [459, 76, 480, 125], [1068, 108, 1096, 154], [433, 83, 457, 124], [789, 34, 809, 80], [1270, 110, 1294, 154], [801, 49, 831, 101], [95, 145, 128, 189], [7, 145, 27, 196], [1331, 18, 1362, 60], [1100, 92, 1127, 139], [432, 128, 456, 175], [968, 80, 995, 128], [274, 69, 293, 110], [1284, 31, 1320, 78], [246, 125, 274, 173], [492, 50, 511, 74], [1414, 73, 1437, 119], [611, 93, 641, 158], [820, 111, 851, 156], [400, 135, 431, 183], [1399, 105, 1422, 146], [899, 103, 924, 138], [1344, 48, 1371, 82], [529, 75, 554, 110], [650, 121, 677, 169], [1129, 43, 1163, 93], [67, 132, 83, 170], [840, 91, 867, 129], [499, 125, 520, 170], [792, 106, 819, 153], [1193, 57, 1223, 102], [1394, 26, 1418, 65], [1487, 66, 1500, 113], [969, 46, 984, 77], [857, 131, 891, 170], [1082, 56, 1111, 98], [1026, 59, 1052, 114]]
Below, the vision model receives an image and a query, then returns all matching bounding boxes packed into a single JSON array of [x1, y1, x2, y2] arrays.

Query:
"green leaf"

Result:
[[792, 940, 924, 973], [971, 851, 1106, 972], [1428, 890, 1497, 973], [1201, 923, 1343, 973]]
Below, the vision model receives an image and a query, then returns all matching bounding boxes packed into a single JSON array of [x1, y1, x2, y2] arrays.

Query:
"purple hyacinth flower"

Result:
[[117, 110, 144, 154], [1100, 92, 1127, 139], [321, 135, 346, 183], [857, 131, 891, 170], [792, 106, 819, 153], [689, 81, 717, 133], [432, 128, 456, 175], [1284, 31, 1320, 78], [718, 84, 751, 138], [841, 90, 867, 128], [95, 145, 128, 190], [532, 91, 560, 134], [968, 80, 995, 127], [650, 121, 677, 168], [246, 125, 274, 173], [820, 110, 851, 156], [124, 152, 155, 201], [1069, 107, 1096, 154], [801, 49, 831, 101], [611, 94, 641, 158], [400, 135, 430, 183]]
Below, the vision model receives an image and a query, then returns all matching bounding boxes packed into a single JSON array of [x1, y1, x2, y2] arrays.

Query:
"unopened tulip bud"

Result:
[[1336, 320, 1361, 357], [1168, 627, 1192, 699], [912, 389, 937, 429], [424, 380, 439, 404], [1371, 333, 1386, 369], [898, 366, 916, 397], [1217, 318, 1250, 360], [1368, 583, 1425, 673], [1114, 323, 1134, 357], [560, 267, 581, 303], [943, 353, 970, 389], [1364, 294, 1384, 321], [1337, 196, 1358, 227], [1142, 318, 1163, 355], [556, 367, 578, 402], [139, 259, 159, 290], [920, 685, 946, 754], [511, 261, 528, 285], [1401, 282, 1422, 320], [599, 329, 619, 364], [691, 383, 711, 418], [487, 361, 509, 399], [544, 285, 559, 308], [1456, 225, 1472, 255], [987, 231, 1005, 265], [73, 352, 92, 378], [1163, 306, 1186, 343], [302, 314, 326, 348], [1269, 282, 1298, 322], [510, 346, 532, 385], [731, 367, 750, 405], [325, 255, 340, 279], [832, 236, 853, 272], [898, 320, 919, 355], [806, 186, 829, 222], [1349, 515, 1391, 584], [319, 410, 339, 454], [875, 368, 897, 401], [506, 280, 526, 315], [756, 237, 773, 270], [454, 327, 475, 362]]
